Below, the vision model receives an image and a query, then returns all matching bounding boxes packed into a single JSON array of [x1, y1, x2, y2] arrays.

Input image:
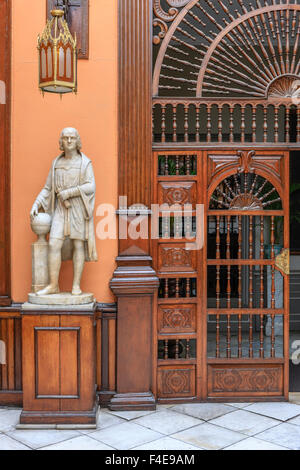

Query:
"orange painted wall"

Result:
[[11, 0, 118, 302]]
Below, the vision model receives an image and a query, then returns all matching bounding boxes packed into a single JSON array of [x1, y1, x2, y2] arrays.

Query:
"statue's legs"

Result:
[[72, 239, 85, 295], [37, 238, 63, 295]]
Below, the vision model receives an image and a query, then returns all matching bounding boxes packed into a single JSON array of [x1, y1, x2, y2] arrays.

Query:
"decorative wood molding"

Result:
[[208, 365, 283, 395], [47, 0, 89, 59], [158, 244, 196, 272], [118, 0, 152, 208], [159, 182, 196, 206], [0, 0, 11, 306], [158, 366, 195, 398], [158, 304, 196, 334]]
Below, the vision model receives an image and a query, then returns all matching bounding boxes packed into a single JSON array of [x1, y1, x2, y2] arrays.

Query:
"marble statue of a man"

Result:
[[30, 127, 98, 296]]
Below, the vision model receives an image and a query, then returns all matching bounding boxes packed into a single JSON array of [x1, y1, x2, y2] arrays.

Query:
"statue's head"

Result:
[[59, 127, 82, 152]]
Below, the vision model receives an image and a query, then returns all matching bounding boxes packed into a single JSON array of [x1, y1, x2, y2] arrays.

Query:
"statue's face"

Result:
[[61, 129, 78, 153]]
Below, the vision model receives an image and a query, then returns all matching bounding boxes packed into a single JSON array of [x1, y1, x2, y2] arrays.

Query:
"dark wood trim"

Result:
[[118, 0, 152, 209], [0, 391, 23, 407], [47, 0, 89, 59], [0, 304, 22, 314], [101, 317, 109, 390], [0, 0, 11, 306], [20, 406, 97, 425], [95, 302, 117, 319], [97, 390, 115, 408]]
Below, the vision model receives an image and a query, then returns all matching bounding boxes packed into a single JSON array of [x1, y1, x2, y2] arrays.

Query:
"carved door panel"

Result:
[[206, 150, 290, 399], [152, 150, 205, 401]]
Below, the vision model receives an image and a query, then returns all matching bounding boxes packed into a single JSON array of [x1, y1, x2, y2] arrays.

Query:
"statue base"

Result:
[[28, 292, 94, 306]]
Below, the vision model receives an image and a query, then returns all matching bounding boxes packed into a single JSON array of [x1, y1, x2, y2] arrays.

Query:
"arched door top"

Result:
[[153, 1, 300, 98]]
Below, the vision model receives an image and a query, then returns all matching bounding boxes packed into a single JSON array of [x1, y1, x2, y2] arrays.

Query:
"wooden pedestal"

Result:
[[110, 258, 159, 410], [20, 303, 97, 426]]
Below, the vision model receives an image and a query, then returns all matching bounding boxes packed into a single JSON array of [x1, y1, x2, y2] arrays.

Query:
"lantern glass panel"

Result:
[[41, 49, 46, 79], [59, 47, 65, 77], [47, 47, 52, 78], [66, 48, 71, 78]]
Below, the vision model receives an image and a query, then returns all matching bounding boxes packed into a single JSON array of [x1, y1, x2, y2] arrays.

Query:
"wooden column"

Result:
[[0, 0, 11, 306], [110, 0, 158, 410]]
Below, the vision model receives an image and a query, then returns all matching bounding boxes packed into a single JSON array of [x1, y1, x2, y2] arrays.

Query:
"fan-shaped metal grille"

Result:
[[210, 172, 282, 210], [153, 0, 300, 98]]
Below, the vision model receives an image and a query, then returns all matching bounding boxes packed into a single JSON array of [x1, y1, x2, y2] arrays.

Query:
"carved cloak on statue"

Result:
[[36, 152, 98, 262]]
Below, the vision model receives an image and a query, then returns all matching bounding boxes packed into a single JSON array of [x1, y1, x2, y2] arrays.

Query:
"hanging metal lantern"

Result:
[[38, 9, 77, 94]]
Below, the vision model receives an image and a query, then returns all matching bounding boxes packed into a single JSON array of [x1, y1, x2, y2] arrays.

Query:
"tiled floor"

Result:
[[1, 400, 300, 450]]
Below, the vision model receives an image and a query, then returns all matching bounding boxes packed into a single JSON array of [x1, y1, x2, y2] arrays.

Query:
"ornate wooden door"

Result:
[[205, 149, 289, 399], [152, 149, 289, 401], [151, 0, 296, 401]]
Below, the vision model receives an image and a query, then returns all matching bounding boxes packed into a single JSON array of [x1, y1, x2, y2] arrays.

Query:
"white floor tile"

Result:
[[255, 422, 300, 450], [225, 403, 251, 409], [0, 409, 22, 432], [225, 437, 289, 450], [172, 422, 245, 450], [0, 434, 30, 450], [40, 435, 114, 450], [134, 409, 203, 435], [244, 402, 300, 421], [288, 415, 300, 426], [210, 410, 280, 436], [171, 403, 234, 421], [88, 421, 163, 450], [156, 404, 176, 410], [133, 436, 203, 450], [104, 409, 157, 421], [6, 429, 81, 450], [80, 411, 126, 434]]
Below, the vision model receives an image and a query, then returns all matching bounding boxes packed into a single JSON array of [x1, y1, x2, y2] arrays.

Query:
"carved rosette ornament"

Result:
[[162, 308, 193, 330], [162, 369, 191, 395], [162, 247, 191, 267], [164, 187, 190, 205]]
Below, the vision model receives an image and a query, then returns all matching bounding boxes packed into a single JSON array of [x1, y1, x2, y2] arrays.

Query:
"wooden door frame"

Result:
[[0, 0, 11, 306]]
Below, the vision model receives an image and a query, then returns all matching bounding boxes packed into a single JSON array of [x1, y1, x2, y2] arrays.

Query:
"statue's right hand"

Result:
[[30, 204, 39, 220]]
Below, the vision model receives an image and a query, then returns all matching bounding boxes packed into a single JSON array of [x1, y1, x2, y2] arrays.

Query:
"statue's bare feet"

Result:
[[37, 285, 60, 296], [72, 286, 82, 296]]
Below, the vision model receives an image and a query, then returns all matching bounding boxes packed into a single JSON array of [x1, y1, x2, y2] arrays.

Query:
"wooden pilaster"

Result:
[[110, 0, 158, 410], [0, 0, 11, 306]]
